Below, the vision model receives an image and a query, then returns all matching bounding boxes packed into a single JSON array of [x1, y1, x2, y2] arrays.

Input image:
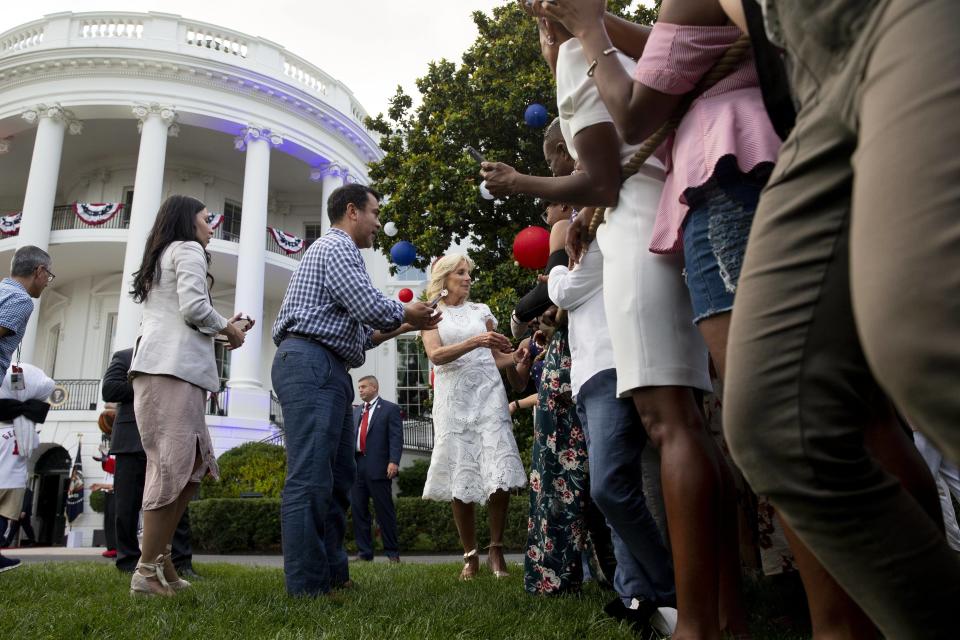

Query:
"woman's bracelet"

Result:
[[586, 46, 620, 77]]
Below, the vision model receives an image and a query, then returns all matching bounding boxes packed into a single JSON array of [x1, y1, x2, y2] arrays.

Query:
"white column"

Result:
[[16, 105, 82, 365], [310, 161, 349, 236], [114, 104, 177, 351], [226, 126, 282, 421]]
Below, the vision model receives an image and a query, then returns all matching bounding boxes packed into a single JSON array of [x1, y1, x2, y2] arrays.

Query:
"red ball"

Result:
[[398, 288, 414, 303], [512, 226, 551, 270]]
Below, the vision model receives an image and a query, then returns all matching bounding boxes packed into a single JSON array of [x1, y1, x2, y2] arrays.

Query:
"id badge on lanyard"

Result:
[[10, 345, 25, 391]]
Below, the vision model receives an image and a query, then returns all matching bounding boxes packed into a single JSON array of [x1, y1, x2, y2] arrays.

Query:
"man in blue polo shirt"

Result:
[[0, 244, 53, 574]]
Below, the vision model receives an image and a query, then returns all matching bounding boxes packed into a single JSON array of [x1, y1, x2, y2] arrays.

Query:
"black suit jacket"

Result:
[[353, 398, 403, 481], [102, 348, 143, 455]]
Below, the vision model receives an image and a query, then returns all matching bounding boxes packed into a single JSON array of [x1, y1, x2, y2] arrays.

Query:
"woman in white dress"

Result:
[[421, 253, 528, 580]]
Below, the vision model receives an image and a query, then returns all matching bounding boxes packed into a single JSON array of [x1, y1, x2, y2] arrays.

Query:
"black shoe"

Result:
[[351, 555, 373, 562], [177, 566, 202, 580], [603, 597, 657, 632], [0, 555, 22, 573]]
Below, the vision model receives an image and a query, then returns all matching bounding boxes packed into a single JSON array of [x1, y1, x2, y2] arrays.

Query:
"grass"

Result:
[[0, 561, 809, 639]]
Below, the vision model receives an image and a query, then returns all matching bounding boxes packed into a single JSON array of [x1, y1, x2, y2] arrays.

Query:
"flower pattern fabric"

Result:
[[524, 328, 591, 594]]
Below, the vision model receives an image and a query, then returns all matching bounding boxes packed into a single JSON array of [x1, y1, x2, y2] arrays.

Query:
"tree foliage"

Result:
[[367, 2, 658, 327]]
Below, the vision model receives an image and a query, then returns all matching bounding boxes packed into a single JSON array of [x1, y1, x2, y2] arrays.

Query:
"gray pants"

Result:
[[724, 0, 960, 637]]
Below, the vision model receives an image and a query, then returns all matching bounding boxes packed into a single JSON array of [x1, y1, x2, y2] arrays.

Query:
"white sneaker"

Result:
[[651, 607, 678, 636]]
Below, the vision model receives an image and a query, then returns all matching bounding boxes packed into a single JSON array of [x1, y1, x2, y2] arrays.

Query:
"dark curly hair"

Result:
[[131, 195, 209, 303]]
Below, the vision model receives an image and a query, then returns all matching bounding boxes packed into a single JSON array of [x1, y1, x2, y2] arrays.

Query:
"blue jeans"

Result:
[[272, 337, 356, 596], [576, 369, 676, 607], [682, 160, 767, 323]]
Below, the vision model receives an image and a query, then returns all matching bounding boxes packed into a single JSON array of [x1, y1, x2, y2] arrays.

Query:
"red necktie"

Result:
[[359, 402, 371, 454]]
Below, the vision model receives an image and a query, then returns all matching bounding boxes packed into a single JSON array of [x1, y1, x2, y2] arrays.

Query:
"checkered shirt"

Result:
[[272, 228, 404, 368], [0, 278, 34, 379]]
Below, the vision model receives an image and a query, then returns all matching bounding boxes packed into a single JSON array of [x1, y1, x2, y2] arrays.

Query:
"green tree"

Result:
[[367, 1, 657, 327]]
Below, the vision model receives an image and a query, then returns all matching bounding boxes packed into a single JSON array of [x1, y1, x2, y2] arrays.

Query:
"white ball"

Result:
[[479, 181, 494, 201], [383, 221, 398, 237]]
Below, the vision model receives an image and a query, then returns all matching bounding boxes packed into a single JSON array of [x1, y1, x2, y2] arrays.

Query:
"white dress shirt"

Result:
[[356, 396, 380, 451], [547, 244, 615, 398]]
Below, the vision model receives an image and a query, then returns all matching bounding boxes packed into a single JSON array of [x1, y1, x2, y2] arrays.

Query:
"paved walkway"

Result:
[[8, 547, 524, 567]]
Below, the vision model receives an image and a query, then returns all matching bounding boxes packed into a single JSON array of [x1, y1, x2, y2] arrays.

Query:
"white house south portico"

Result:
[[0, 11, 433, 546]]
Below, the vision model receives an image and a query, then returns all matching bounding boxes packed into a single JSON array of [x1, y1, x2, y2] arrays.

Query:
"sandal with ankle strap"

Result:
[[130, 554, 174, 597], [162, 544, 191, 592], [460, 548, 479, 581], [485, 542, 509, 579]]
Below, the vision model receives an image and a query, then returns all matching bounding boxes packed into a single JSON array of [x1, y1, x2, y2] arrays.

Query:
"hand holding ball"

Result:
[[479, 181, 494, 200]]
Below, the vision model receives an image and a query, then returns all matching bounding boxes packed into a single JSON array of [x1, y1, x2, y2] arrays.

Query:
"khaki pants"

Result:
[[0, 487, 25, 521], [724, 0, 960, 637]]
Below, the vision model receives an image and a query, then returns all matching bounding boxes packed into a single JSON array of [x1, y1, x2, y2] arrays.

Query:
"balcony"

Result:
[[49, 379, 232, 417], [2, 204, 304, 262]]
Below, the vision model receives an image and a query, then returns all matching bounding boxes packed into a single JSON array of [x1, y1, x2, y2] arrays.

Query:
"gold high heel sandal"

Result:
[[130, 555, 174, 597], [485, 542, 509, 579], [460, 549, 479, 581]]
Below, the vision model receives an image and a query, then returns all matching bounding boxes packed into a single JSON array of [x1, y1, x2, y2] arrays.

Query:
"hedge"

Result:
[[200, 442, 286, 499], [190, 495, 530, 554]]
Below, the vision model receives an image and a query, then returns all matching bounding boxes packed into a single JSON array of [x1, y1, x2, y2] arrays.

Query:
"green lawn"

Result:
[[0, 561, 808, 639]]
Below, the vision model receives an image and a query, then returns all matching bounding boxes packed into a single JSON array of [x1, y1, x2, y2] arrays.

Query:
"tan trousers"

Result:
[[724, 0, 960, 637]]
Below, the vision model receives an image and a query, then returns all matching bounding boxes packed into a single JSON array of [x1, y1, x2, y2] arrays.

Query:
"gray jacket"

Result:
[[130, 241, 228, 392]]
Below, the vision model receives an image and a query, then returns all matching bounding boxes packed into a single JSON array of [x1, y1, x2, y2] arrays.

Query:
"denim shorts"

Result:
[[681, 160, 769, 323]]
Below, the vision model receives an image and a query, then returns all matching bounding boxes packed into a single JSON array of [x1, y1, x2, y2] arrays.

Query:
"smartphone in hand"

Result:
[[465, 145, 486, 164]]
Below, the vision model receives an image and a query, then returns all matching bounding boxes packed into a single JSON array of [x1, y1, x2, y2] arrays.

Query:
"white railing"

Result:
[[0, 12, 371, 125], [283, 56, 328, 96], [0, 26, 44, 54], [79, 17, 143, 40], [185, 25, 248, 58]]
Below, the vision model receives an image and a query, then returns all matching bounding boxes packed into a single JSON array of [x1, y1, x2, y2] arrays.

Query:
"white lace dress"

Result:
[[422, 302, 527, 504]]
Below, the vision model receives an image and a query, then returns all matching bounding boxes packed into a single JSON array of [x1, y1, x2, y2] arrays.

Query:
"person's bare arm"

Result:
[[481, 122, 622, 207], [544, 0, 728, 144], [421, 324, 513, 367], [371, 323, 415, 346], [603, 12, 652, 59]]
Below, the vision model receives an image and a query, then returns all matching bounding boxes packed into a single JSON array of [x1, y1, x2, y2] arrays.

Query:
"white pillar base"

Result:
[[224, 385, 271, 422]]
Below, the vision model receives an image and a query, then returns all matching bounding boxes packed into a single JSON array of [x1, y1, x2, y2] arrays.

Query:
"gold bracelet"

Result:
[[586, 47, 619, 78]]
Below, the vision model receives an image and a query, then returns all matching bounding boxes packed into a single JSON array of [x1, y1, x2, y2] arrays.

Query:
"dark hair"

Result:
[[131, 195, 209, 303], [327, 184, 380, 224], [358, 375, 379, 386]]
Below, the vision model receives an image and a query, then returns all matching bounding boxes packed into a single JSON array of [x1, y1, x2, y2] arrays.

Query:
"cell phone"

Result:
[[428, 294, 443, 308], [465, 145, 486, 164]]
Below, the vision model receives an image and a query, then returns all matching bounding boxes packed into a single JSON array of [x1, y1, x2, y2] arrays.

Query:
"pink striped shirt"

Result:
[[634, 23, 782, 254]]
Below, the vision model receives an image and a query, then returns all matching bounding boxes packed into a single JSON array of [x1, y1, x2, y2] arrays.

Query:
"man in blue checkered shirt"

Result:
[[271, 183, 440, 597], [0, 246, 53, 382], [0, 244, 53, 574]]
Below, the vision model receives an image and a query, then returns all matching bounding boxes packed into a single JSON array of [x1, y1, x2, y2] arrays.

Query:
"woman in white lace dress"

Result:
[[421, 253, 528, 580]]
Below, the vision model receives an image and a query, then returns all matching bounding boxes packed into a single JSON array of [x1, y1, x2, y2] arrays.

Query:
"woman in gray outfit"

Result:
[[128, 195, 251, 596]]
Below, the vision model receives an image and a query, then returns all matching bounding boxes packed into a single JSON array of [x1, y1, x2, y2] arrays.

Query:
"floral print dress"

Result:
[[524, 327, 590, 594]]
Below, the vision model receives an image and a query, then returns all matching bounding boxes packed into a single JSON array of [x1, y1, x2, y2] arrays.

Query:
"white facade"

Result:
[[0, 12, 430, 546]]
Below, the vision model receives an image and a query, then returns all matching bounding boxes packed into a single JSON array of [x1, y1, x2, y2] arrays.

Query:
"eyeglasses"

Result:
[[42, 266, 55, 282]]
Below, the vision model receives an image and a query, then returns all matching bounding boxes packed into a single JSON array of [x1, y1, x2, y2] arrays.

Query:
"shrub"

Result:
[[396, 459, 430, 497], [201, 442, 286, 499], [190, 498, 283, 554], [191, 495, 530, 554], [88, 489, 106, 513]]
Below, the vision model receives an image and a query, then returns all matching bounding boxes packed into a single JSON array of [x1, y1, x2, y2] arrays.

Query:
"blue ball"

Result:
[[390, 240, 417, 267], [524, 103, 548, 128]]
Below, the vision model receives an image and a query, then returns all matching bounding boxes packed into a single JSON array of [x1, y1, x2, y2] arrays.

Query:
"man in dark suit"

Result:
[[102, 348, 197, 577], [350, 375, 403, 562]]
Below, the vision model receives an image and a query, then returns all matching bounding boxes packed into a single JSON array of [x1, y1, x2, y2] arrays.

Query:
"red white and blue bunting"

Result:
[[206, 212, 224, 230], [74, 202, 123, 226], [268, 227, 305, 254], [0, 211, 21, 236]]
